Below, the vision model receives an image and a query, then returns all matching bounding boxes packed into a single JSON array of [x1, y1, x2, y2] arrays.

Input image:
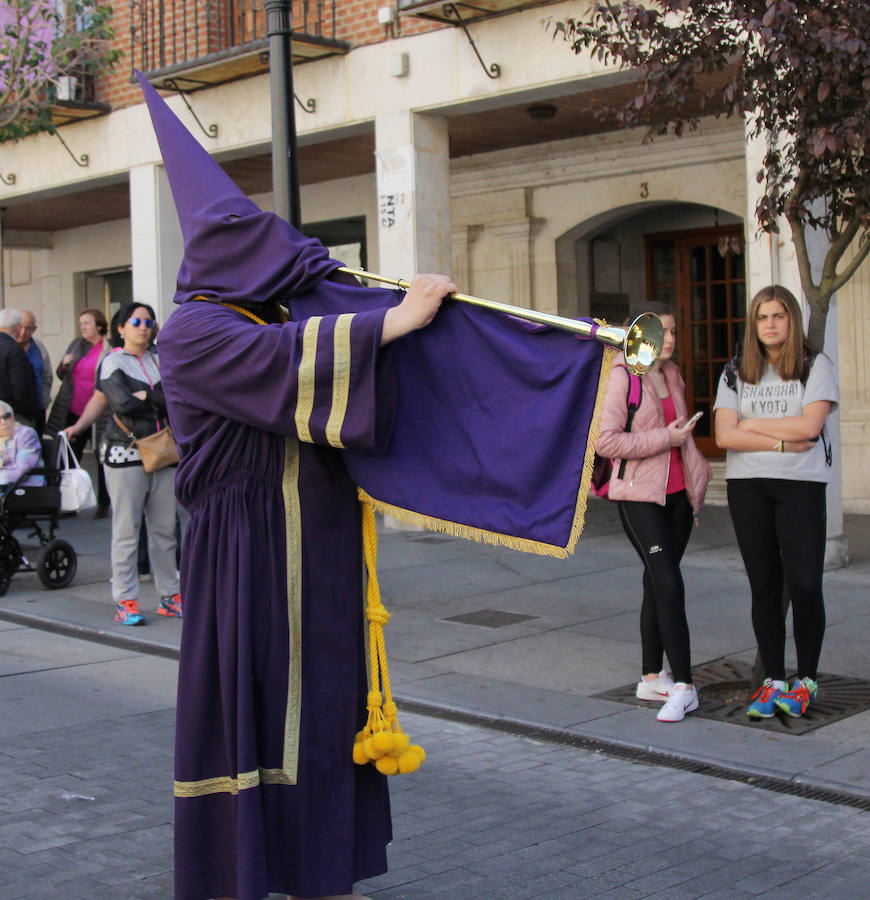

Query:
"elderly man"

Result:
[[16, 310, 52, 433], [0, 309, 39, 425]]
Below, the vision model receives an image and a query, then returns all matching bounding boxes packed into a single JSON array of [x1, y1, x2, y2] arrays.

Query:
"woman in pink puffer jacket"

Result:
[[597, 301, 711, 723]]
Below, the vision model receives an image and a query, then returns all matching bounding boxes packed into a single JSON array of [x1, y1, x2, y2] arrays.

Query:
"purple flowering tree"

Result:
[[0, 1, 118, 141], [553, 0, 870, 350]]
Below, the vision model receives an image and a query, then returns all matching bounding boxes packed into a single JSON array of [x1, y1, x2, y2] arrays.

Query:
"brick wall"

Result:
[[94, 1, 443, 112]]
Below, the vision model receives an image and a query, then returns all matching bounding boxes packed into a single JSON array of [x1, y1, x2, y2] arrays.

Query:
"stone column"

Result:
[[374, 113, 450, 530], [452, 226, 470, 290], [129, 163, 183, 328], [374, 111, 451, 276], [489, 221, 532, 309], [805, 225, 848, 568]]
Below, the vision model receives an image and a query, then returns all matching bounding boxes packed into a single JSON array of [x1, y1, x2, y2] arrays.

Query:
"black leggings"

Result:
[[618, 491, 694, 683], [727, 478, 826, 681]]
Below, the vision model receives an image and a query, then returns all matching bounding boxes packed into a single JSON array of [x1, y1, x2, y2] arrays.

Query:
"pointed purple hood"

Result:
[[136, 71, 339, 305]]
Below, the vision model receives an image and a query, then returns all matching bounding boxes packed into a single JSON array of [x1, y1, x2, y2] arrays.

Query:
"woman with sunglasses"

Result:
[[0, 401, 45, 486], [66, 302, 181, 626]]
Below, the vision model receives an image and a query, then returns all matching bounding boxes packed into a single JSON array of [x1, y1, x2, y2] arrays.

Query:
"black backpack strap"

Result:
[[723, 354, 740, 392]]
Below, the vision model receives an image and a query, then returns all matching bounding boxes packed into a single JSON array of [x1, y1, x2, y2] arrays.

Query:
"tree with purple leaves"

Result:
[[553, 0, 870, 350], [0, 0, 119, 142]]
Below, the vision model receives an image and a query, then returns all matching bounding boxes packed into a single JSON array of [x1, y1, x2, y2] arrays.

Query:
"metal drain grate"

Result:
[[442, 609, 539, 628], [592, 657, 870, 735]]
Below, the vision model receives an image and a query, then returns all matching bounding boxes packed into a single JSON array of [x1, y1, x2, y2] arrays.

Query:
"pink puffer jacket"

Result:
[[596, 354, 711, 512]]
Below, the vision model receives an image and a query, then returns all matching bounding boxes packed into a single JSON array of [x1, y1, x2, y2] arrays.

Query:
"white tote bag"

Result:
[[57, 432, 97, 512]]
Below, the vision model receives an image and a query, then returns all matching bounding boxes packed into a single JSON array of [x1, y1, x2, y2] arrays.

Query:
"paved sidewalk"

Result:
[[4, 628, 870, 900], [1, 498, 869, 804]]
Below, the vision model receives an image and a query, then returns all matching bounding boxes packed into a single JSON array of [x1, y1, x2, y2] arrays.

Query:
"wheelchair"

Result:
[[0, 435, 78, 596]]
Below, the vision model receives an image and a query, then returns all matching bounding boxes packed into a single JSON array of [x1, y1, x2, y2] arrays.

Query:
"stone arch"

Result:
[[555, 201, 743, 322]]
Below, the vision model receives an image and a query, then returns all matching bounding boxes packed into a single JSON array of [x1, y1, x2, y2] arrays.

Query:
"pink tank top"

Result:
[[660, 394, 686, 495], [70, 342, 102, 416]]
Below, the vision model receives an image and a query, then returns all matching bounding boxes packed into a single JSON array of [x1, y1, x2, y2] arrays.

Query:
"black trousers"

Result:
[[618, 490, 694, 683], [727, 478, 826, 681]]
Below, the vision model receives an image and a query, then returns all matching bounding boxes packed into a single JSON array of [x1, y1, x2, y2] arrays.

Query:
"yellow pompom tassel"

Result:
[[353, 502, 426, 776]]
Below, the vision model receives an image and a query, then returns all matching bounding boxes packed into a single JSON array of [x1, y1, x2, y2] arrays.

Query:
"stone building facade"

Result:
[[1, 0, 868, 529]]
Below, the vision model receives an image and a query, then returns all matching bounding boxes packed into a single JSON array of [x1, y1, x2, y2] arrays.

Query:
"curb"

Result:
[[5, 606, 869, 811]]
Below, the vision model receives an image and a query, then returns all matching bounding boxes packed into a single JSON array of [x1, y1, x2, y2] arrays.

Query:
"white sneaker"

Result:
[[656, 682, 699, 722], [636, 670, 674, 701]]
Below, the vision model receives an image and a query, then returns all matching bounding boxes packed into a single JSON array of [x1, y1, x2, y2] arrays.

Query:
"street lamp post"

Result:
[[265, 0, 302, 228]]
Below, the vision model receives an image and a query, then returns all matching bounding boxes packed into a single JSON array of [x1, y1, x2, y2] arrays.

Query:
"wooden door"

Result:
[[646, 227, 746, 456]]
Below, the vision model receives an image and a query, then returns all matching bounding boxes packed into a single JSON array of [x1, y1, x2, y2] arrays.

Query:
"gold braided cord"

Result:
[[353, 502, 425, 776], [219, 302, 268, 325]]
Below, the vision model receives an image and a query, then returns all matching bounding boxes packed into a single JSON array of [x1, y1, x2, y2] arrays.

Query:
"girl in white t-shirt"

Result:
[[714, 285, 837, 721]]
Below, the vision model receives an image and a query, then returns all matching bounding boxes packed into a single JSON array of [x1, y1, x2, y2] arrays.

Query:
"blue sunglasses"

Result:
[[128, 317, 154, 328]]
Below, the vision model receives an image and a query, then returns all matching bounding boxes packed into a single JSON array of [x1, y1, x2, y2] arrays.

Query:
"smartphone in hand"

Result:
[[686, 411, 703, 427]]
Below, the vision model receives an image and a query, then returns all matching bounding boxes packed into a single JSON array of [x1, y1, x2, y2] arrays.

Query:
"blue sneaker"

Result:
[[114, 599, 145, 626], [747, 678, 787, 718], [774, 677, 818, 717]]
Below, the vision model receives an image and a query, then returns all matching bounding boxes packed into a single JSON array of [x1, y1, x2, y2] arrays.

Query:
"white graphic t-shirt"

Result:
[[713, 353, 838, 483]]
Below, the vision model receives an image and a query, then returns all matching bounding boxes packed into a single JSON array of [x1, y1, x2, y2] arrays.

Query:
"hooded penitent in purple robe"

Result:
[[139, 73, 610, 900]]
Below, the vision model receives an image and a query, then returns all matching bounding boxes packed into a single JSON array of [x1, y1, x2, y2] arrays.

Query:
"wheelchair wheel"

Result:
[[37, 539, 77, 590], [0, 532, 21, 597]]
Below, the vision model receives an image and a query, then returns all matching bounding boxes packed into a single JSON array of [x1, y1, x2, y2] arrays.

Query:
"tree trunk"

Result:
[[805, 296, 831, 352]]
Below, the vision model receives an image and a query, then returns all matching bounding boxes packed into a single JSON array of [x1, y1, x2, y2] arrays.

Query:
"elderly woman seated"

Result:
[[0, 402, 45, 486]]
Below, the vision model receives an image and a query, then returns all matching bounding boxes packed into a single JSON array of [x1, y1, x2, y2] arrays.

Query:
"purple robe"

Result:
[[135, 69, 612, 900], [159, 294, 397, 900]]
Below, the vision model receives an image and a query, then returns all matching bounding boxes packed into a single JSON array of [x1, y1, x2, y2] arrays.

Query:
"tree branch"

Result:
[[822, 215, 862, 287], [829, 235, 870, 296], [784, 170, 820, 305]]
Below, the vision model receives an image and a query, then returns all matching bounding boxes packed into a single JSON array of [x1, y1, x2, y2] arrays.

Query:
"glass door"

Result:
[[646, 227, 746, 456]]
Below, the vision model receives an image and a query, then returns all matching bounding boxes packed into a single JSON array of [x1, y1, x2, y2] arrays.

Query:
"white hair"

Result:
[[0, 309, 22, 330], [0, 401, 12, 417]]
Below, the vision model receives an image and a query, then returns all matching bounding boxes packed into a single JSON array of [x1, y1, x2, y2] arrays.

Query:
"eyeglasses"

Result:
[[0, 413, 13, 421], [128, 317, 154, 328]]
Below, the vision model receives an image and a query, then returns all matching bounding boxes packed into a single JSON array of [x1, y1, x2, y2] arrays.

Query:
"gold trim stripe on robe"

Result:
[[175, 304, 357, 797]]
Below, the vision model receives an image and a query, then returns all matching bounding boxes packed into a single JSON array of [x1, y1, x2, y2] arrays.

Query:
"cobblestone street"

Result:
[[1, 625, 868, 899]]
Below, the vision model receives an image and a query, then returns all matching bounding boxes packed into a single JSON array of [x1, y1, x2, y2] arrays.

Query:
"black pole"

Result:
[[265, 0, 302, 228]]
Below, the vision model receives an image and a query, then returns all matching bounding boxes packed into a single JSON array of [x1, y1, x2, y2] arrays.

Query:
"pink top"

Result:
[[70, 341, 102, 416], [660, 394, 686, 494]]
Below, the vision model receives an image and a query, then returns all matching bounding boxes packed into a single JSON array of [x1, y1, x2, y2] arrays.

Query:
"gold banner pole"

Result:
[[337, 266, 663, 375]]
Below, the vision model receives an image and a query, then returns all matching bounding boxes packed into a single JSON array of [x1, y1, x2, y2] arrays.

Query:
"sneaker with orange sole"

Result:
[[158, 593, 182, 618], [115, 599, 145, 626]]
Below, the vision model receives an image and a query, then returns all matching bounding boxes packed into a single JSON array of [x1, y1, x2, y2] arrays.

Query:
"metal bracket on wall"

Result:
[[161, 79, 218, 138], [0, 172, 14, 185], [258, 50, 316, 114], [55, 131, 89, 167], [443, 4, 500, 79]]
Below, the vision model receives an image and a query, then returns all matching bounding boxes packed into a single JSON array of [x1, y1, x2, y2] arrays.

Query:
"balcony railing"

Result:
[[130, 0, 348, 88]]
